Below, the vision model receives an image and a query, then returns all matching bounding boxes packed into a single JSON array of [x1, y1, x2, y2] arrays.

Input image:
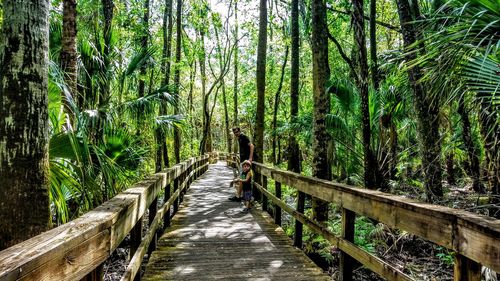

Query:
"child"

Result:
[[229, 160, 253, 212]]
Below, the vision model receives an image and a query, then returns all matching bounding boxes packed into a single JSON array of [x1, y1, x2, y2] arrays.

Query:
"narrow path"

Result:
[[143, 161, 330, 281]]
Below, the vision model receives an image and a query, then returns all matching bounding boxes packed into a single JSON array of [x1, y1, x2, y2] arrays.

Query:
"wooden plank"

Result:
[[18, 230, 110, 281], [254, 163, 500, 272]]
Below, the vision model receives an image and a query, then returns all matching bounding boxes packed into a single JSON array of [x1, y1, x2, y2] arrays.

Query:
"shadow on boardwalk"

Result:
[[143, 162, 330, 281]]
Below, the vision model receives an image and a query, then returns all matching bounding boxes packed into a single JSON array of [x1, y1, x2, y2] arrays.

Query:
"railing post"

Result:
[[130, 216, 143, 281], [340, 208, 355, 281], [274, 181, 282, 226], [173, 177, 179, 214], [80, 265, 103, 281], [294, 191, 305, 248], [262, 174, 268, 212], [148, 198, 158, 255], [454, 254, 481, 281], [164, 183, 171, 228]]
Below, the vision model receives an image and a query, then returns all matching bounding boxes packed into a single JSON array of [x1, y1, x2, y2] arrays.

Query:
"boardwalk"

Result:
[[143, 162, 331, 281]]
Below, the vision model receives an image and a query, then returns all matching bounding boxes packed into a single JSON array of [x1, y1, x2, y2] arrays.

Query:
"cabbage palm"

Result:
[[418, 0, 499, 197]]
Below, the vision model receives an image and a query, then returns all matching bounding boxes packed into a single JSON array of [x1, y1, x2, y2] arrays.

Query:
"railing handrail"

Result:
[[219, 152, 500, 281], [0, 154, 210, 281]]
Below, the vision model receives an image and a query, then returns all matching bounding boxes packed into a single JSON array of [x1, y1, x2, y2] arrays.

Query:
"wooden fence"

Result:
[[220, 152, 500, 281], [0, 155, 210, 281]]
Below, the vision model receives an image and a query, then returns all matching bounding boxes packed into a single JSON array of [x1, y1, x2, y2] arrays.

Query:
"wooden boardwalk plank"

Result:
[[143, 162, 330, 281]]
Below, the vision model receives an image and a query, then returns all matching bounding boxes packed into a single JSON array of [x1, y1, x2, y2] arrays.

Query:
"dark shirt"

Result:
[[238, 133, 251, 161]]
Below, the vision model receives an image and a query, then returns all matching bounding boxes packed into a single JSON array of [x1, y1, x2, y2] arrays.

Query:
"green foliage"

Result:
[[435, 247, 455, 266]]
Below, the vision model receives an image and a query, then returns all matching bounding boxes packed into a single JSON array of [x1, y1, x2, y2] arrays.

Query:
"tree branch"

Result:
[[327, 7, 400, 32], [327, 28, 355, 74]]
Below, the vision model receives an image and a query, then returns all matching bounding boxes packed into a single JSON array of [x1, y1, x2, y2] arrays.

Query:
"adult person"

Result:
[[228, 127, 256, 201]]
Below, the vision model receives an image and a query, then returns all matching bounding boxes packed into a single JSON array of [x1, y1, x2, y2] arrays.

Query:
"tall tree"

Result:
[[214, 17, 232, 154], [156, 0, 174, 172], [458, 95, 482, 192], [311, 0, 330, 223], [272, 45, 289, 165], [254, 0, 268, 162], [232, 0, 239, 153], [60, 0, 78, 115], [352, 0, 385, 189], [138, 0, 150, 100], [288, 0, 300, 174], [396, 0, 443, 201], [100, 0, 114, 108], [173, 0, 182, 163], [369, 0, 379, 90], [0, 0, 51, 249]]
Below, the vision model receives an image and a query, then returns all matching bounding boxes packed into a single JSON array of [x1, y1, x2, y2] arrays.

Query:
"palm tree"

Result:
[[0, 0, 51, 249]]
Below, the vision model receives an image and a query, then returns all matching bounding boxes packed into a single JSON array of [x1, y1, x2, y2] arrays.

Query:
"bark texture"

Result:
[[254, 0, 268, 163], [311, 0, 331, 223], [60, 0, 78, 113], [288, 0, 300, 174], [0, 0, 51, 249], [173, 0, 182, 163], [232, 0, 239, 153], [458, 96, 482, 192], [396, 0, 443, 201], [272, 46, 288, 165]]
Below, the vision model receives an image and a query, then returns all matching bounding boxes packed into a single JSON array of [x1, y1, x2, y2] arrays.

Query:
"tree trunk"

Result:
[[199, 30, 211, 154], [478, 100, 499, 199], [173, 0, 182, 164], [215, 25, 232, 154], [396, 0, 443, 201], [188, 61, 196, 152], [138, 0, 150, 100], [97, 0, 114, 141], [254, 0, 268, 163], [352, 0, 385, 190], [272, 46, 289, 165], [311, 0, 330, 223], [369, 0, 379, 90], [288, 0, 301, 174], [156, 0, 174, 172], [0, 0, 51, 250], [446, 152, 456, 186], [232, 0, 239, 153], [60, 0, 78, 115], [101, 0, 113, 104], [458, 95, 482, 192], [162, 0, 174, 86]]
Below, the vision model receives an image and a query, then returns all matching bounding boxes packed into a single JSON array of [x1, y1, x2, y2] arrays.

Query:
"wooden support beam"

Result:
[[340, 208, 356, 281], [454, 254, 481, 281], [80, 265, 103, 281], [164, 184, 171, 228], [262, 175, 268, 212], [147, 198, 158, 256], [173, 178, 179, 214], [275, 181, 282, 226], [294, 191, 305, 248]]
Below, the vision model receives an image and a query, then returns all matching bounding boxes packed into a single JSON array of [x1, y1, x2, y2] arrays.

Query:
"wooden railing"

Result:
[[0, 155, 210, 281], [220, 153, 500, 281]]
